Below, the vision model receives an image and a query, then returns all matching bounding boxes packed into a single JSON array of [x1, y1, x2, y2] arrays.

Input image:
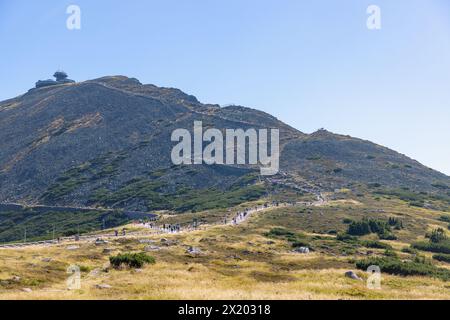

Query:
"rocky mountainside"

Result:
[[0, 75, 448, 211]]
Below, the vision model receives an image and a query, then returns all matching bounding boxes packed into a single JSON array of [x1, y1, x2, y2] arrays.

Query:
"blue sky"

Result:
[[1, 0, 449, 175]]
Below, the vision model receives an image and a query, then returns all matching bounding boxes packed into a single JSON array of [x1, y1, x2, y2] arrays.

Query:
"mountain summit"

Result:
[[0, 75, 448, 211]]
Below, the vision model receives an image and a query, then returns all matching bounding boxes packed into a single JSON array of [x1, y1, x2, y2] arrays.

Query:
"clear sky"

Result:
[[1, 0, 449, 175]]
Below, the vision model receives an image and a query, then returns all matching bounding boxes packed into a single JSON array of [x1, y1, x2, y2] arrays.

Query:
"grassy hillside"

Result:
[[1, 192, 449, 299]]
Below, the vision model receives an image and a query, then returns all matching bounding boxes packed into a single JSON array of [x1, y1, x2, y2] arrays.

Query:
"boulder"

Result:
[[95, 284, 112, 289], [95, 239, 108, 245], [186, 246, 202, 255], [21, 288, 32, 293], [345, 271, 362, 281], [66, 245, 79, 250], [294, 247, 310, 254], [144, 245, 161, 251]]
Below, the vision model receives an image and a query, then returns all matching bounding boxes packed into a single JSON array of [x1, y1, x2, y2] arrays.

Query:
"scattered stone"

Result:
[[42, 258, 52, 262], [21, 288, 32, 293], [160, 238, 168, 243], [144, 245, 161, 251], [139, 239, 154, 244], [89, 269, 101, 277], [103, 248, 114, 254], [134, 269, 143, 273], [345, 271, 363, 281], [11, 276, 21, 282], [66, 245, 79, 250], [95, 239, 108, 245], [95, 284, 112, 289], [294, 247, 310, 254], [266, 241, 275, 245], [186, 246, 202, 255]]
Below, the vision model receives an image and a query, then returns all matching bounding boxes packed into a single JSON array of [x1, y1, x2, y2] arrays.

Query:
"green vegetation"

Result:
[[432, 253, 450, 263], [109, 252, 155, 269], [89, 176, 266, 213], [428, 228, 448, 243], [346, 218, 397, 239], [0, 209, 129, 243], [41, 152, 126, 202], [373, 188, 450, 209], [265, 227, 310, 249], [356, 257, 450, 281], [411, 228, 450, 255], [412, 240, 450, 254]]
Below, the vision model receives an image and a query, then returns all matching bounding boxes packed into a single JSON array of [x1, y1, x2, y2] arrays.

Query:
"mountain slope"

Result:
[[0, 76, 448, 211]]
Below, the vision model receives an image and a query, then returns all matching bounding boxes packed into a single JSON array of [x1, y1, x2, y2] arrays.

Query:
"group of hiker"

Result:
[[113, 228, 127, 237]]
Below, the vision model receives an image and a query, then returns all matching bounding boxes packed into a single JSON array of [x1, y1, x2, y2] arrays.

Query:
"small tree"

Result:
[[429, 228, 447, 244]]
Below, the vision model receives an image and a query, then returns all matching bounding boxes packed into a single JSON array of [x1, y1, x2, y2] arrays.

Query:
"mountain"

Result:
[[0, 75, 449, 213]]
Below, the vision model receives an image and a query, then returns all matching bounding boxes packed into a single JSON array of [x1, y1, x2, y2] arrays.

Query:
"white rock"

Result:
[[294, 247, 310, 254]]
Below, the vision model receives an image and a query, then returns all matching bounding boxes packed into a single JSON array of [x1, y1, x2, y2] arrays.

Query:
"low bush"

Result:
[[429, 228, 448, 243], [355, 257, 450, 281], [109, 252, 155, 269], [360, 240, 392, 250], [411, 241, 450, 254], [432, 253, 450, 263]]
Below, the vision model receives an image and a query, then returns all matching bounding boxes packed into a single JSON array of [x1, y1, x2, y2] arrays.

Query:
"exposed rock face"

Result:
[[0, 75, 448, 210]]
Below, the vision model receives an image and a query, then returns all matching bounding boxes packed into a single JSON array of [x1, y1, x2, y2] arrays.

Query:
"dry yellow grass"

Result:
[[0, 198, 449, 300]]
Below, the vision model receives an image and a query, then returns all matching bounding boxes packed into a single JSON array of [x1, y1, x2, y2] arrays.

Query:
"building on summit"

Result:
[[35, 71, 75, 88]]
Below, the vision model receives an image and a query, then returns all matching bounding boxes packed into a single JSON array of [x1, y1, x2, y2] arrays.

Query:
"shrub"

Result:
[[439, 215, 450, 223], [360, 240, 392, 250], [384, 249, 397, 257], [429, 228, 448, 243], [355, 257, 450, 281], [109, 252, 155, 269], [412, 241, 450, 254], [346, 218, 393, 238], [401, 247, 418, 254], [266, 227, 296, 237], [388, 217, 403, 229], [336, 232, 357, 241], [432, 253, 450, 263]]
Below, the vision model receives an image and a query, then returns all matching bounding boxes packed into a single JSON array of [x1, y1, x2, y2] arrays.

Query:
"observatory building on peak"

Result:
[[35, 71, 75, 88]]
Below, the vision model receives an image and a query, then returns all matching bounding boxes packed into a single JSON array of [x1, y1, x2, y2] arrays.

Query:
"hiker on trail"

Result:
[[114, 230, 118, 237], [122, 228, 126, 236]]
